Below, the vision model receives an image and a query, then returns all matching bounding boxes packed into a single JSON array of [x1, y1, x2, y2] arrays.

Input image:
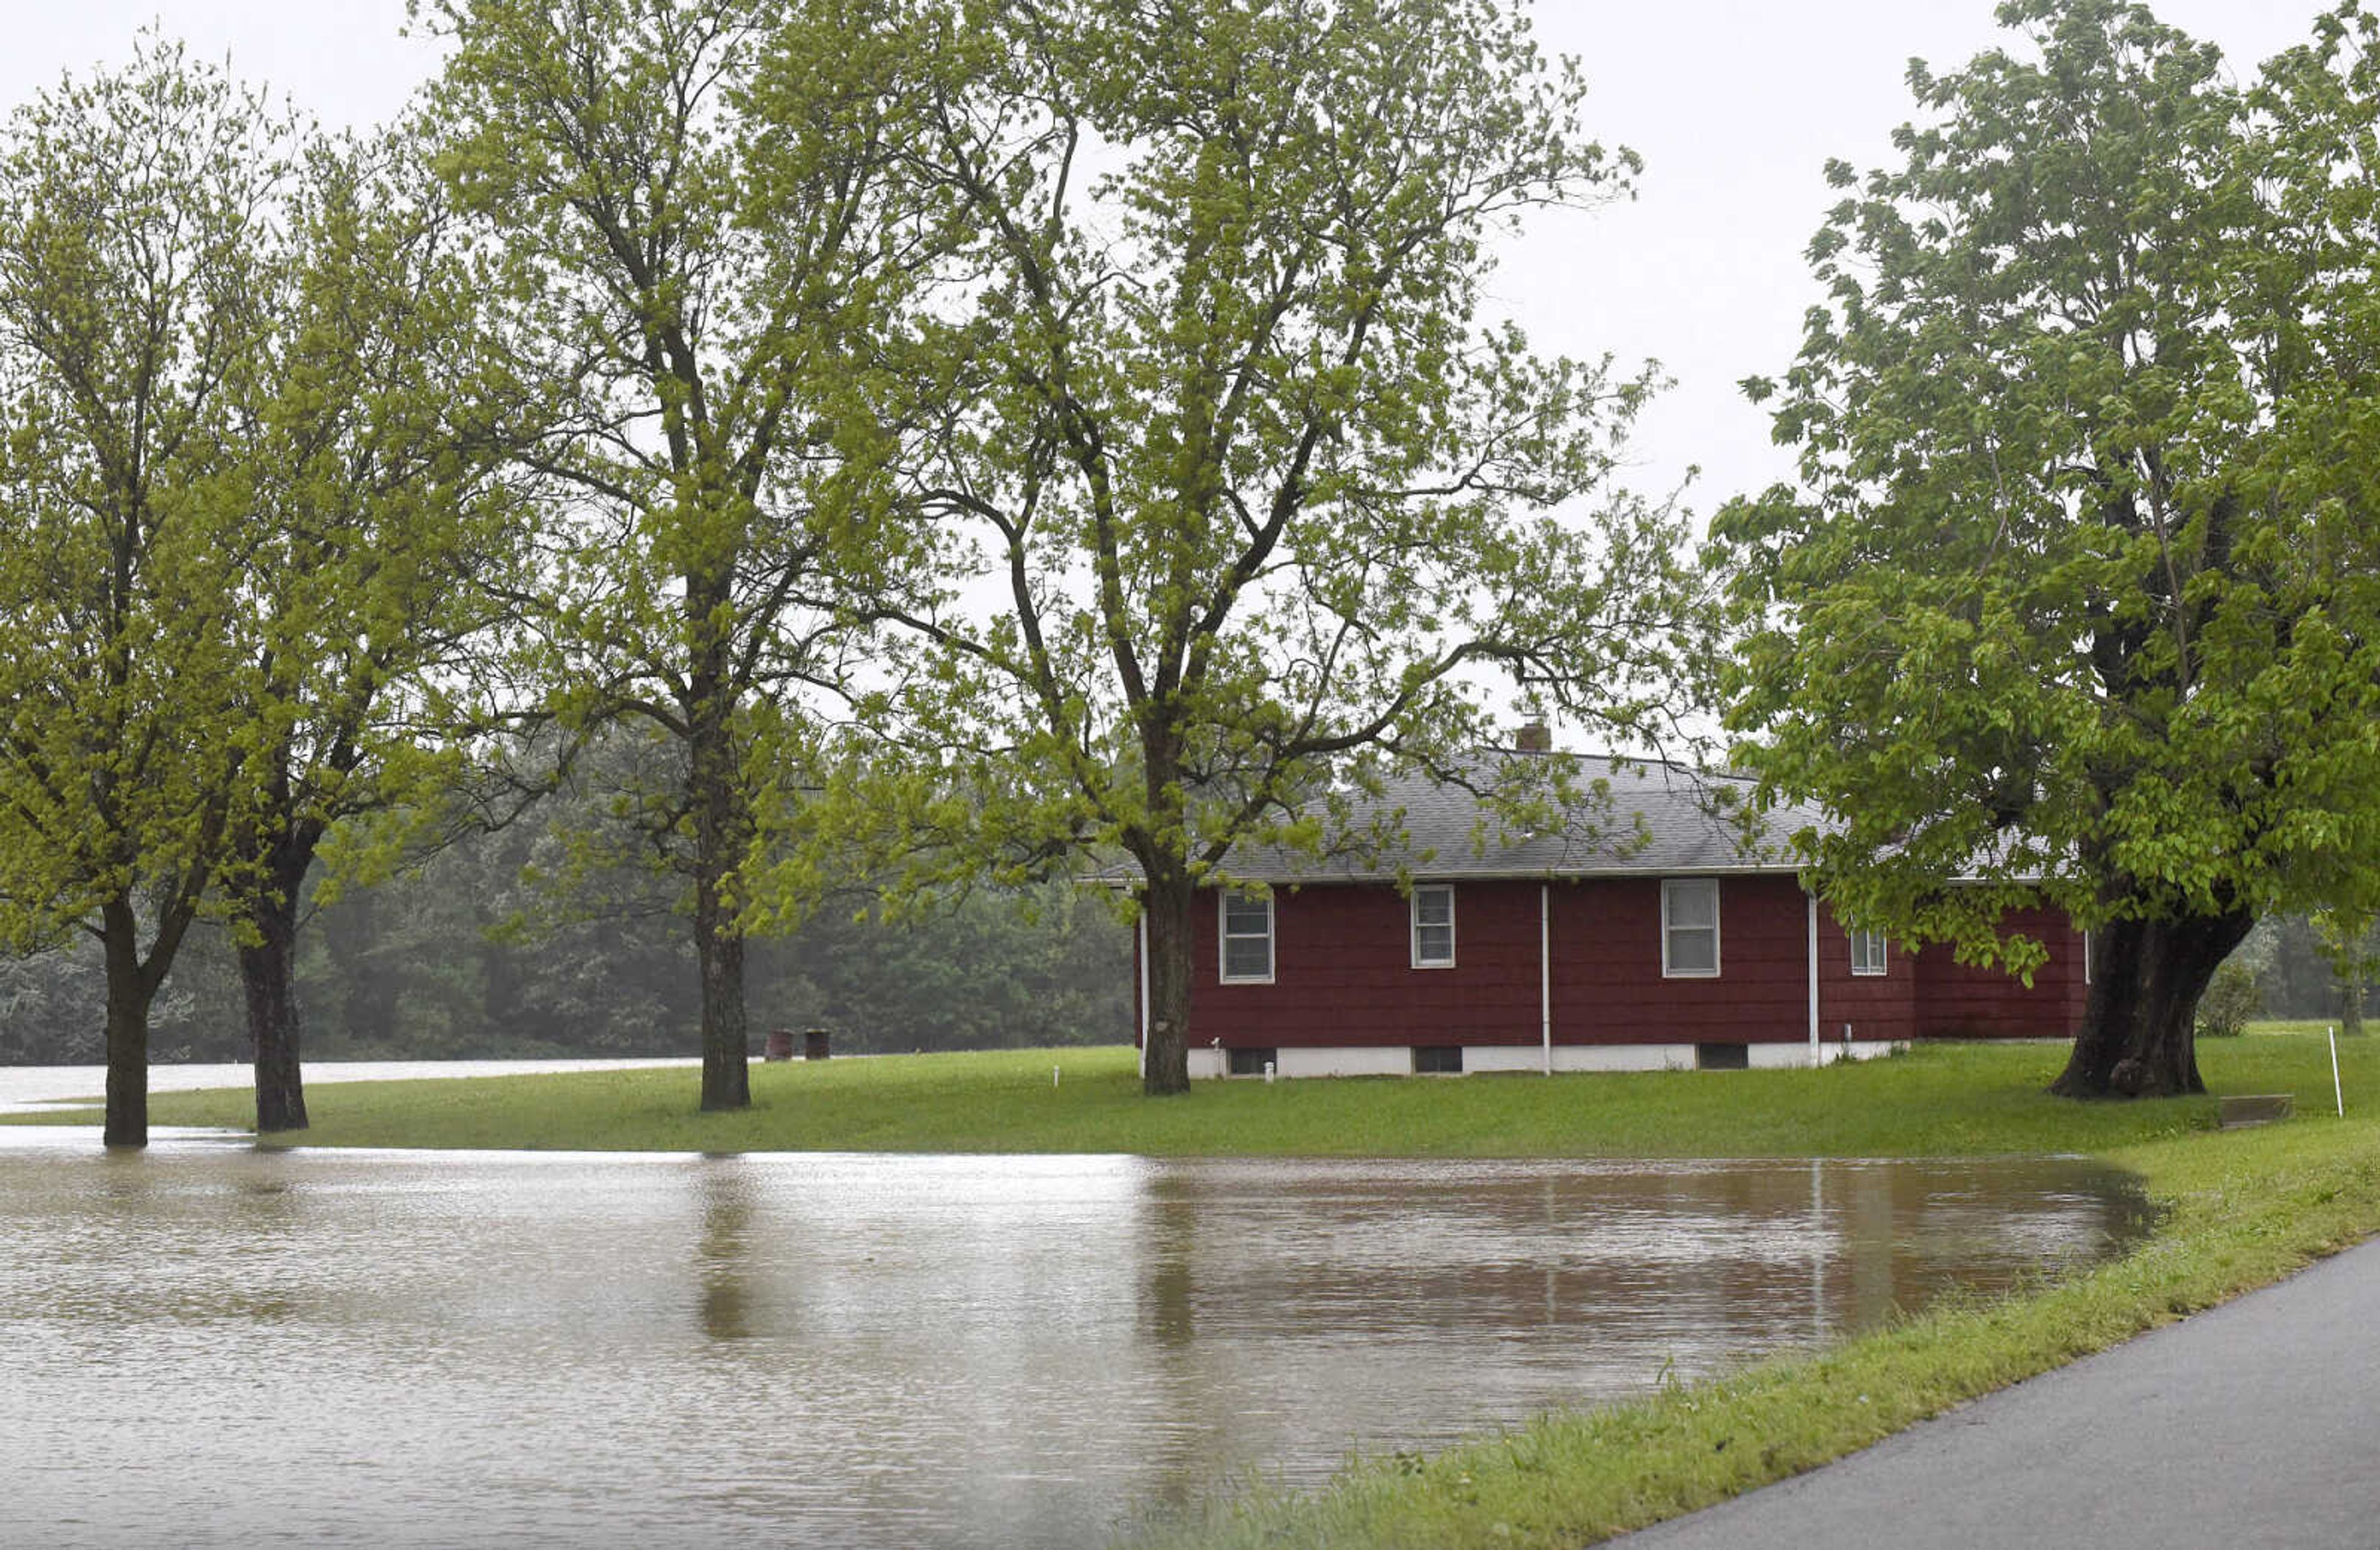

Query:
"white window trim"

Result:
[[1661, 878, 1722, 979], [1219, 890, 1274, 985], [1849, 925, 1888, 977], [1411, 884, 1456, 969]]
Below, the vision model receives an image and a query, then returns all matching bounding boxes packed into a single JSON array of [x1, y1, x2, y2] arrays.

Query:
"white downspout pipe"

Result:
[[1137, 911, 1151, 1081], [1806, 891, 1821, 1067], [1540, 883, 1553, 1076]]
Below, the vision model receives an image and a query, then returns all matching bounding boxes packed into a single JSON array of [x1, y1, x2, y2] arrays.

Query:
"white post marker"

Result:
[[2331, 1026, 2345, 1118]]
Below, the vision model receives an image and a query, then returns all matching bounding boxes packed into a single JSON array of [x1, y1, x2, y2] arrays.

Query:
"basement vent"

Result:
[[1227, 1047, 1277, 1077], [1413, 1046, 1464, 1074], [1696, 1042, 1749, 1072]]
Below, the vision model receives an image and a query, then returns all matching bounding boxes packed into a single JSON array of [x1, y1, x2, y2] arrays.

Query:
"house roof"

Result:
[[1160, 751, 1831, 887]]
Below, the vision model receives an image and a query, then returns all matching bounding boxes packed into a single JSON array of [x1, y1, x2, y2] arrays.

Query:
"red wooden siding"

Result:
[[1911, 907, 2088, 1039], [1814, 903, 1918, 1045], [1175, 876, 1856, 1049], [1546, 876, 1810, 1045], [1188, 879, 1545, 1047], [1157, 879, 2089, 1052]]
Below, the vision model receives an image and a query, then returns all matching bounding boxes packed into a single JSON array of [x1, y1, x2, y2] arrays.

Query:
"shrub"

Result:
[[2197, 960, 2262, 1038]]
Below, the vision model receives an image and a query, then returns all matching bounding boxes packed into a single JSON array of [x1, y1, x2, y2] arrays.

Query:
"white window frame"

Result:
[[1411, 884, 1456, 969], [1661, 878, 1722, 979], [1849, 925, 1888, 977], [1218, 890, 1274, 984]]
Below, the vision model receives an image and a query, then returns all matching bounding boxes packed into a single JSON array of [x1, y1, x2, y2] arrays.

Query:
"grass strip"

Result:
[[33, 1033, 2371, 1157]]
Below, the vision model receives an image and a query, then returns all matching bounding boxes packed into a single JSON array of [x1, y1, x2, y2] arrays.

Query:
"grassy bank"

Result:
[[1118, 1029, 2380, 1548], [23, 1032, 2372, 1158], [1121, 1109, 2380, 1548], [17, 1033, 2380, 1548]]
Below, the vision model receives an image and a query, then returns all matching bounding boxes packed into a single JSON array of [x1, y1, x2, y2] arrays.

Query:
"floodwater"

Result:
[[0, 1089, 2149, 1550]]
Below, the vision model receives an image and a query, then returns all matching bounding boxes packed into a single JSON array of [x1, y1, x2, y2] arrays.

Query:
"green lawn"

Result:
[[15, 1030, 2380, 1549], [22, 1031, 2368, 1158]]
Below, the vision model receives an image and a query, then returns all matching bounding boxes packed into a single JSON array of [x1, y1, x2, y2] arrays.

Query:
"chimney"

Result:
[[1514, 720, 1551, 754]]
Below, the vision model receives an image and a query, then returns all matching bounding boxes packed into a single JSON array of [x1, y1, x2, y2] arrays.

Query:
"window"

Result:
[[1219, 891, 1274, 983], [1411, 884, 1455, 967], [1227, 1047, 1277, 1077], [1413, 1045, 1463, 1073], [1849, 925, 1888, 977], [1661, 878, 1721, 977]]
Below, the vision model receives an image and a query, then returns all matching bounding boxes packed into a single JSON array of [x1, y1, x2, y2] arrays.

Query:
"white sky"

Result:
[[0, 1, 2320, 523]]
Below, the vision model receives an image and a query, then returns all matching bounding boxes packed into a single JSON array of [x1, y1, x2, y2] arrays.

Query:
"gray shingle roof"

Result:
[[1203, 752, 1830, 885]]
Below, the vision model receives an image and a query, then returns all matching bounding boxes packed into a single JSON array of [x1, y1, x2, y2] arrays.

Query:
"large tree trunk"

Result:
[[1141, 865, 1195, 1096], [99, 897, 153, 1150], [683, 531, 752, 1112], [2051, 910, 2254, 1098], [238, 886, 309, 1134], [689, 681, 751, 1113], [694, 875, 750, 1111]]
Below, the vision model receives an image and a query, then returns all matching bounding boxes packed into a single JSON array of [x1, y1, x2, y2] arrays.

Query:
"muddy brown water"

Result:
[[0, 1108, 2148, 1549]]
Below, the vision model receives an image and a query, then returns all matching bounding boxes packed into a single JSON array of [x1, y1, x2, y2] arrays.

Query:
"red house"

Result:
[[1133, 745, 2087, 1078]]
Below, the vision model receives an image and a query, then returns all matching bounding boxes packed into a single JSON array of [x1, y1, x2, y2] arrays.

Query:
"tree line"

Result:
[[8, 0, 2380, 1147], [0, 729, 1131, 1067]]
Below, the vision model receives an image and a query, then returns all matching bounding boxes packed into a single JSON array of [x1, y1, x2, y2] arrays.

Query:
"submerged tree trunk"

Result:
[[1140, 864, 1195, 1097], [2051, 910, 2255, 1098], [99, 896, 154, 1150], [239, 887, 309, 1133]]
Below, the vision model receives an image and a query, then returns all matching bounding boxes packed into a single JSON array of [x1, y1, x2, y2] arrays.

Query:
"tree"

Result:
[[853, 0, 1700, 1094], [2309, 910, 2378, 1035], [0, 40, 291, 1146], [415, 0, 931, 1109], [213, 131, 538, 1132], [1714, 0, 2380, 1098]]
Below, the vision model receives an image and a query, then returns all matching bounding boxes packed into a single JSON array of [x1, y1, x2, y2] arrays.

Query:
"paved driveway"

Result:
[[1611, 1236, 2380, 1549]]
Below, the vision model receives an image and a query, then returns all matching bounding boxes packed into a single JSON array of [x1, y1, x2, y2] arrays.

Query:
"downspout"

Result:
[[1540, 883, 1553, 1076], [1137, 910, 1151, 1081], [1806, 889, 1820, 1067]]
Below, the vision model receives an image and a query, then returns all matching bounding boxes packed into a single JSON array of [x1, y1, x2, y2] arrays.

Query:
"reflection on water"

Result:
[[0, 1131, 2148, 1550]]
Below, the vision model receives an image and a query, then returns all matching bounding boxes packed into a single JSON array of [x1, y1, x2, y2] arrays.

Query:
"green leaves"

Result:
[[881, 0, 1701, 892], [0, 36, 290, 957], [1719, 0, 2380, 960]]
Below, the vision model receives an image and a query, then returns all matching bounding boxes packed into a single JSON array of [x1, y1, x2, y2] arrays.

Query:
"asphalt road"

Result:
[[1610, 1235, 2380, 1550]]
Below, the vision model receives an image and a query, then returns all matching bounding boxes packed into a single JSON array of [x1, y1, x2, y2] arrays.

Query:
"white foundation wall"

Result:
[[1549, 1044, 1699, 1073], [1758, 1039, 1907, 1069], [1276, 1046, 1414, 1078], [1189, 1041, 1912, 1076], [1182, 1046, 1415, 1078]]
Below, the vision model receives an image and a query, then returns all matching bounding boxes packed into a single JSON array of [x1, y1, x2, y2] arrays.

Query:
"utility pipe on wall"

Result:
[[1541, 883, 1553, 1076], [1806, 892, 1820, 1067], [1137, 914, 1151, 1081]]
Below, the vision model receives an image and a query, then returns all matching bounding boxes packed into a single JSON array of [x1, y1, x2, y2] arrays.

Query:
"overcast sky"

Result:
[[0, 1, 2325, 524]]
